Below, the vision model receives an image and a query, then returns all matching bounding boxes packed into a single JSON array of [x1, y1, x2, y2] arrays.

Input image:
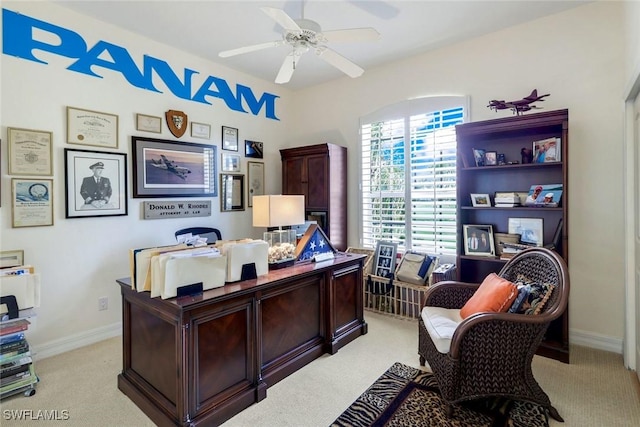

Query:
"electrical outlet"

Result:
[[98, 296, 108, 311]]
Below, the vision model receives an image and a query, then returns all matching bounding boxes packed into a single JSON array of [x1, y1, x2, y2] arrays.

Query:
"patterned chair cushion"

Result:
[[508, 275, 554, 315]]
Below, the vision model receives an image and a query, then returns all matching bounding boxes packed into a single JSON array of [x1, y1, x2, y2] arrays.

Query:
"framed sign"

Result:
[[64, 149, 128, 218], [136, 114, 162, 133], [220, 173, 245, 211], [247, 161, 264, 207], [222, 126, 238, 151], [12, 178, 54, 227], [132, 136, 217, 198], [0, 250, 24, 268], [67, 106, 119, 148], [8, 127, 53, 176]]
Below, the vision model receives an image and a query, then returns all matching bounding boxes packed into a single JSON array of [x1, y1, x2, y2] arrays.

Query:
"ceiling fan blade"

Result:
[[219, 40, 283, 58], [261, 7, 301, 32], [275, 53, 300, 84], [316, 47, 364, 78], [321, 28, 380, 43]]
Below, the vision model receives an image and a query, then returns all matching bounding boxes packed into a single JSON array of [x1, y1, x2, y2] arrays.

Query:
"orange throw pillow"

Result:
[[460, 273, 518, 319]]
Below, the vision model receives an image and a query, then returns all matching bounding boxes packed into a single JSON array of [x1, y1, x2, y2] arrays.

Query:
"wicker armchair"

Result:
[[418, 247, 569, 422]]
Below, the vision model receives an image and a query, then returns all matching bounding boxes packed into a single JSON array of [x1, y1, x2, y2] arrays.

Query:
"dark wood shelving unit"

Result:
[[280, 143, 347, 251], [455, 109, 569, 363]]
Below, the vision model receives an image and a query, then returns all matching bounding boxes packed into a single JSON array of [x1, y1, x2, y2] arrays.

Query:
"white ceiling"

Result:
[[52, 0, 589, 91]]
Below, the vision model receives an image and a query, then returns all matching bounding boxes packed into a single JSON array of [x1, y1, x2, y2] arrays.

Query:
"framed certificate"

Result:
[[136, 114, 162, 133], [67, 106, 119, 148], [8, 127, 53, 176], [12, 178, 54, 227], [191, 122, 211, 139], [247, 161, 264, 207], [222, 126, 238, 151]]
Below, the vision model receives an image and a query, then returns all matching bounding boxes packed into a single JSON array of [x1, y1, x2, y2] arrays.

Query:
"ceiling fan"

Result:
[[219, 6, 380, 84]]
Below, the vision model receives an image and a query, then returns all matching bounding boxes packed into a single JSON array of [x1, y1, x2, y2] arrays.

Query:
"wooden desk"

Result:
[[116, 253, 367, 426]]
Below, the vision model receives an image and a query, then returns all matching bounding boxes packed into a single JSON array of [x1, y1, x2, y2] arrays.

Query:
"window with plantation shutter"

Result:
[[360, 96, 467, 255]]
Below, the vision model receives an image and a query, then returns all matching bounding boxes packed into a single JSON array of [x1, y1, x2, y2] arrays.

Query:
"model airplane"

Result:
[[150, 154, 191, 179], [487, 89, 550, 115]]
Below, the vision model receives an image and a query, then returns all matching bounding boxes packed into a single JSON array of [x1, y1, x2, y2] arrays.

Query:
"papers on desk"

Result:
[[130, 245, 226, 299]]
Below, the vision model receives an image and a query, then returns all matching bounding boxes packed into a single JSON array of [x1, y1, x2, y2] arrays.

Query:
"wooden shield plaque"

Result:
[[165, 110, 188, 138]]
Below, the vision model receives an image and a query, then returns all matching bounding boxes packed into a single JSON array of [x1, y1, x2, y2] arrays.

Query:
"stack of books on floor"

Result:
[[494, 192, 521, 208], [0, 319, 37, 399]]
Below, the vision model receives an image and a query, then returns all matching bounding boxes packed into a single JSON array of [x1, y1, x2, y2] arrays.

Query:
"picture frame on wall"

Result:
[[131, 136, 217, 198], [221, 152, 241, 172], [247, 161, 264, 207], [64, 148, 128, 218], [135, 114, 162, 133], [463, 224, 495, 257], [222, 126, 239, 151], [0, 250, 25, 268], [11, 178, 54, 228], [191, 122, 211, 139], [373, 240, 398, 277], [245, 140, 264, 158], [67, 106, 119, 149], [220, 173, 245, 212], [8, 127, 54, 176]]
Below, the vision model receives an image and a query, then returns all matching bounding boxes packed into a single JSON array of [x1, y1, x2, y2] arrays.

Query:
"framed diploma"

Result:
[[136, 114, 162, 133], [12, 178, 54, 228], [222, 126, 239, 151], [247, 161, 264, 207], [8, 127, 53, 176], [67, 106, 119, 148]]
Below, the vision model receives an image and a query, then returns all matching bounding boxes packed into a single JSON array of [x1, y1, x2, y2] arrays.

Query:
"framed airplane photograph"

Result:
[[131, 136, 217, 198]]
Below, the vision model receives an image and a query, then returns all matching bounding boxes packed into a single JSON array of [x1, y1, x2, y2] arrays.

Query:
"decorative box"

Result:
[[263, 229, 297, 268]]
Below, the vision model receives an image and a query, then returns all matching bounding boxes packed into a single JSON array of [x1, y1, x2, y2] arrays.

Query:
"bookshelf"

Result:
[[455, 109, 569, 363]]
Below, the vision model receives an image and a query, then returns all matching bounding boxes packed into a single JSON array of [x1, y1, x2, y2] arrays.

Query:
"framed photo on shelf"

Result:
[[222, 126, 239, 151], [472, 148, 486, 166], [8, 127, 53, 176], [247, 161, 264, 207], [191, 122, 211, 139], [220, 173, 245, 211], [524, 184, 563, 207], [245, 140, 264, 159], [11, 178, 54, 228], [373, 241, 398, 277], [463, 224, 495, 256], [470, 193, 491, 207], [533, 137, 561, 163], [64, 148, 128, 218], [135, 114, 162, 133], [67, 106, 119, 148], [221, 152, 241, 172], [508, 217, 544, 246], [131, 136, 217, 198], [484, 151, 497, 166]]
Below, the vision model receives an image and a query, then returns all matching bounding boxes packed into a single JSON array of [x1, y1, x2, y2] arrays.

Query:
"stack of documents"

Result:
[[130, 244, 226, 300], [0, 266, 40, 318]]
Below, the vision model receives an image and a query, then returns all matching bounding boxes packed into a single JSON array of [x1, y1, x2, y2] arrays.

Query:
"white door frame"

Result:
[[623, 66, 640, 372]]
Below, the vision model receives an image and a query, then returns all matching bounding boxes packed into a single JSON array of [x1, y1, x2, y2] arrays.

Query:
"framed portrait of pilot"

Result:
[[64, 148, 128, 219], [131, 136, 217, 198]]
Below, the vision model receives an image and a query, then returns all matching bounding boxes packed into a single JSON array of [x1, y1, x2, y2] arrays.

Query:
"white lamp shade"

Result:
[[252, 195, 305, 228]]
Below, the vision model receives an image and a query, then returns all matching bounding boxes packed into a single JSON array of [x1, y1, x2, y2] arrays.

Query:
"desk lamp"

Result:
[[252, 195, 305, 269]]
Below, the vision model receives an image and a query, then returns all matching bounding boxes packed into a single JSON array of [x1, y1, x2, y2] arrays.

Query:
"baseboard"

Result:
[[30, 322, 122, 361], [570, 328, 623, 354]]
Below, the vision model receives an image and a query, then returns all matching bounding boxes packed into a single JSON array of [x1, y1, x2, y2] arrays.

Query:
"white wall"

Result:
[[624, 0, 640, 84], [0, 1, 294, 355], [290, 1, 627, 349]]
